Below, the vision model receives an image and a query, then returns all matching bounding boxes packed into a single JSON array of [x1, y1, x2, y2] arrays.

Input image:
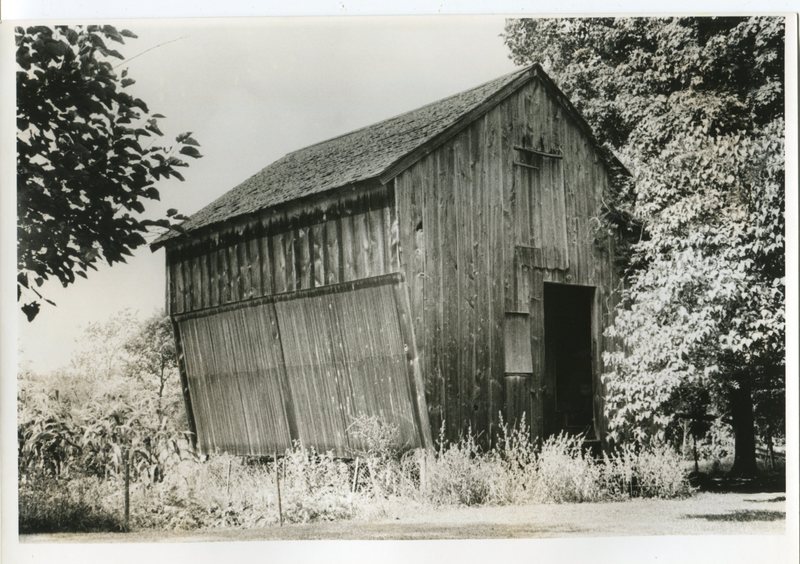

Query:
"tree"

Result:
[[16, 25, 201, 321], [504, 17, 785, 475], [18, 310, 185, 484], [123, 314, 182, 434]]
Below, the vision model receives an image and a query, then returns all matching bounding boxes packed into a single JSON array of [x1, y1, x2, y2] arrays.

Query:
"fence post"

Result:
[[226, 458, 232, 499], [274, 451, 283, 526], [352, 456, 361, 493], [123, 446, 131, 531]]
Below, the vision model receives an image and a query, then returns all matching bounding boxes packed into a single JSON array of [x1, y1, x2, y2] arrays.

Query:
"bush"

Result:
[[486, 414, 538, 504], [533, 433, 603, 503], [280, 445, 356, 523], [19, 410, 694, 533], [19, 476, 122, 533], [634, 443, 692, 497], [603, 441, 692, 498], [426, 426, 496, 506]]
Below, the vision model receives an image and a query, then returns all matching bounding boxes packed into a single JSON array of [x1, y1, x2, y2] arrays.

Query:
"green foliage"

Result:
[[504, 17, 785, 457], [16, 25, 202, 320]]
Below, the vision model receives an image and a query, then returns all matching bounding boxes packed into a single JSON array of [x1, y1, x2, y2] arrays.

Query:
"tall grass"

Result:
[[20, 417, 692, 532]]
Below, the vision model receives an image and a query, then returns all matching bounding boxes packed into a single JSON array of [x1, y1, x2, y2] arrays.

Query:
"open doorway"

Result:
[[543, 283, 595, 437]]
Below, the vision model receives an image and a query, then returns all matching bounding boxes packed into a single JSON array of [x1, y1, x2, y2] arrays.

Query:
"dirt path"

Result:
[[22, 491, 785, 543]]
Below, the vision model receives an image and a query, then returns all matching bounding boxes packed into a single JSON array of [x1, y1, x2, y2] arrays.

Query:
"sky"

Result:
[[17, 16, 519, 372]]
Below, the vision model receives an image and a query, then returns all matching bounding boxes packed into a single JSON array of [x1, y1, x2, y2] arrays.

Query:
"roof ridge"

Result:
[[282, 65, 532, 157], [152, 64, 545, 249]]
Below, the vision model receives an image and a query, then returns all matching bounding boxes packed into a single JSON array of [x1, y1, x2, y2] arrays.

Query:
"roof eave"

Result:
[[149, 177, 386, 252]]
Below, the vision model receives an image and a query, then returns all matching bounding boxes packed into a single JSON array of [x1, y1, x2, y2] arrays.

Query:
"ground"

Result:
[[21, 491, 785, 542]]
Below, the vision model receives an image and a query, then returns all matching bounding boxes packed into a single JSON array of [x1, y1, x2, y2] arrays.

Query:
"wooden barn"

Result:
[[152, 64, 625, 456]]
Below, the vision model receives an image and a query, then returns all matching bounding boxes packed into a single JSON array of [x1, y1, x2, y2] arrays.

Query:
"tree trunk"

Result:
[[729, 378, 757, 477]]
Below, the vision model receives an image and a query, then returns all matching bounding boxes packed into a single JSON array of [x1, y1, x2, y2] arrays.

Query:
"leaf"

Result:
[[179, 146, 202, 159], [22, 302, 40, 321]]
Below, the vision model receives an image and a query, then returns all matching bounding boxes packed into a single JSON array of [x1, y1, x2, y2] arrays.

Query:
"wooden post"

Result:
[[123, 447, 131, 531], [226, 458, 232, 498], [418, 449, 428, 496], [275, 451, 283, 526], [352, 457, 361, 493]]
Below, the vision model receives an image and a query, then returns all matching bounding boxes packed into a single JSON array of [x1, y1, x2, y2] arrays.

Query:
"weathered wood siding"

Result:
[[166, 186, 399, 316], [176, 274, 431, 455], [395, 76, 618, 442], [165, 73, 620, 451]]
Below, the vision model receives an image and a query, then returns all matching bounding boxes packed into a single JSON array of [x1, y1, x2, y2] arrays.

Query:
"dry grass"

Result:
[[19, 419, 694, 533]]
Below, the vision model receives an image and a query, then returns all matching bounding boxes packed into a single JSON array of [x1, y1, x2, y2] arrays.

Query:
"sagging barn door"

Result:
[[175, 273, 432, 456]]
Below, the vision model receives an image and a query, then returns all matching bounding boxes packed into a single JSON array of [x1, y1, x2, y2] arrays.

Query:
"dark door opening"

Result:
[[543, 283, 595, 437]]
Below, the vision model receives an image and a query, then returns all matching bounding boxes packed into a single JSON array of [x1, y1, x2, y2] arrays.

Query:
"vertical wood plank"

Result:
[[439, 141, 459, 435], [382, 202, 393, 273], [473, 114, 490, 441], [229, 243, 240, 303], [284, 228, 296, 291], [295, 226, 311, 290], [341, 214, 356, 282], [325, 218, 340, 285], [249, 237, 262, 298], [311, 222, 325, 288], [193, 254, 203, 311], [260, 234, 273, 296], [273, 232, 287, 294], [239, 238, 252, 300], [174, 255, 185, 315], [354, 211, 369, 278], [369, 207, 385, 277]]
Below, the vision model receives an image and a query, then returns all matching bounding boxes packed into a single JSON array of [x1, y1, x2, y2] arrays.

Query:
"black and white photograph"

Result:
[[2, 3, 797, 564]]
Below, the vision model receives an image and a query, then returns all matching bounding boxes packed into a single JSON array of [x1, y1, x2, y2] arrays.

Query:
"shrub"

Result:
[[603, 441, 692, 498], [487, 414, 538, 504], [18, 407, 694, 532], [347, 415, 404, 460], [19, 476, 122, 533], [281, 444, 356, 523], [633, 442, 692, 498], [347, 415, 410, 500], [533, 433, 603, 503], [426, 426, 496, 506]]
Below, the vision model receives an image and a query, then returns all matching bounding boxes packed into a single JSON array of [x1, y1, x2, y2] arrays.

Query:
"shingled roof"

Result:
[[153, 64, 623, 248]]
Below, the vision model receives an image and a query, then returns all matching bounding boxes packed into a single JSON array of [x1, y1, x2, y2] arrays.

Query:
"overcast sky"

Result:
[[17, 16, 519, 372]]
